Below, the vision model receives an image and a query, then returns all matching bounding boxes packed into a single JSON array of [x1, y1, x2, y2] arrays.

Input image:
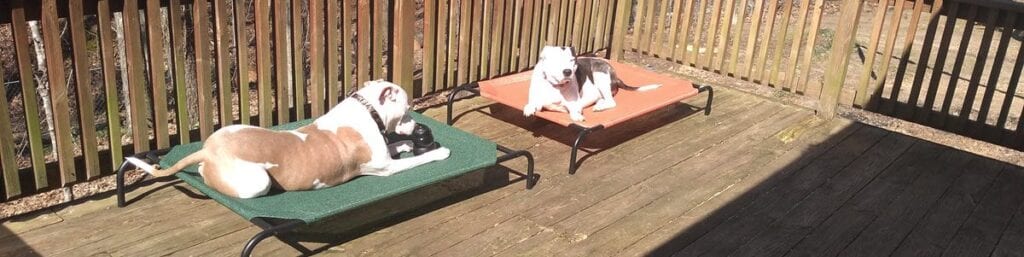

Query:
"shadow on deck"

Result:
[[1, 87, 1022, 257]]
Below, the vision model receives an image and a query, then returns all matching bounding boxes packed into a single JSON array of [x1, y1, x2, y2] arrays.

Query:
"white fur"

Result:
[[224, 159, 272, 199], [224, 124, 257, 133], [312, 179, 329, 189], [289, 131, 308, 141], [124, 157, 156, 174]]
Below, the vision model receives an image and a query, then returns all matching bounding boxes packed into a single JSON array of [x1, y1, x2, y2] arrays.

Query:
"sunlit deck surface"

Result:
[[2, 87, 1023, 257]]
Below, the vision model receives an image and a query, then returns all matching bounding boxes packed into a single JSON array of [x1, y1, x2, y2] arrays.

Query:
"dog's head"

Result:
[[537, 46, 577, 86], [357, 80, 417, 135]]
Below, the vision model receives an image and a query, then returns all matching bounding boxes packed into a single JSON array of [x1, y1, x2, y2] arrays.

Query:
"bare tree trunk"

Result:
[[114, 12, 132, 141], [27, 21, 57, 157]]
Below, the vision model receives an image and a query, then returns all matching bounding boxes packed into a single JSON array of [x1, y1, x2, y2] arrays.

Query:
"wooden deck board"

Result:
[[2, 85, 1022, 257]]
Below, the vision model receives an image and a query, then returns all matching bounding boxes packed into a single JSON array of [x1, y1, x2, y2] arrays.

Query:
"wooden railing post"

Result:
[[392, 0, 415, 94], [609, 0, 631, 61], [819, 0, 864, 119]]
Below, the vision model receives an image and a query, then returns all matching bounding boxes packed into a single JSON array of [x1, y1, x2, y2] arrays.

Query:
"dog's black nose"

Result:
[[562, 69, 572, 76]]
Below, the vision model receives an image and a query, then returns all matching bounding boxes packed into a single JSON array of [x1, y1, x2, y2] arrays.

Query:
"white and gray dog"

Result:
[[523, 46, 661, 122]]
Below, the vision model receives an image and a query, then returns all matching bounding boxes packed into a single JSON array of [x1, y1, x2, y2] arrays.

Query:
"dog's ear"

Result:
[[378, 86, 394, 105], [567, 46, 576, 57]]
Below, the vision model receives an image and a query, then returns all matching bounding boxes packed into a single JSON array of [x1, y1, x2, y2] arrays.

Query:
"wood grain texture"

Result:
[[194, 0, 214, 137], [856, 0, 892, 107], [215, 0, 234, 126], [97, 0, 124, 168], [42, 0, 78, 184], [767, 0, 793, 87], [292, 0, 306, 120], [0, 66, 19, 198], [10, 0, 48, 188], [393, 0, 415, 92], [274, 0, 290, 123], [797, 0, 825, 94], [783, 0, 812, 90], [309, 0, 324, 116], [255, 0, 273, 127], [234, 0, 252, 124], [68, 0, 100, 177]]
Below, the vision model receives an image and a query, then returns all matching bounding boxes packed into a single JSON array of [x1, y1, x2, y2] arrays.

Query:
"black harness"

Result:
[[349, 92, 387, 135]]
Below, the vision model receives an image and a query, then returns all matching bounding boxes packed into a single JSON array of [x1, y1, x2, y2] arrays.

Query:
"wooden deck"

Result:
[[2, 87, 1023, 257]]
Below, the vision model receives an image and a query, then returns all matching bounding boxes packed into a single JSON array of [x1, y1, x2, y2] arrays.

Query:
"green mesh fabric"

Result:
[[159, 112, 497, 223]]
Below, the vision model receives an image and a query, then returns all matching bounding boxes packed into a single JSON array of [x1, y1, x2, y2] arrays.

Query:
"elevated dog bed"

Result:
[[446, 59, 712, 174], [115, 112, 536, 256]]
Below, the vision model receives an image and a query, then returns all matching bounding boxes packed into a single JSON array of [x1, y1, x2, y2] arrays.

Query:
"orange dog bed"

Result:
[[446, 59, 712, 174]]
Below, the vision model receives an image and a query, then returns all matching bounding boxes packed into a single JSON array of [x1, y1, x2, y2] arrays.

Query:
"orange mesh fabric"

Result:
[[479, 59, 699, 128]]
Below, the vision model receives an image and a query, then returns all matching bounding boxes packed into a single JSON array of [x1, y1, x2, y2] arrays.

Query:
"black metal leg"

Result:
[[116, 148, 172, 208], [446, 83, 481, 125], [568, 125, 603, 175], [243, 219, 306, 257], [497, 145, 537, 189], [697, 84, 714, 116]]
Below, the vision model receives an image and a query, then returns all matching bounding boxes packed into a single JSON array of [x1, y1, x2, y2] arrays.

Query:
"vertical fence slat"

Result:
[[424, 0, 438, 90], [651, 0, 668, 57], [215, 0, 234, 126], [69, 0, 100, 177], [819, 0, 863, 119], [274, 0, 291, 123], [974, 12, 1018, 135], [610, 0, 630, 60], [996, 33, 1024, 132], [886, 0, 926, 114], [325, 0, 339, 107], [341, 0, 354, 95], [97, 0, 124, 167], [309, 0, 324, 115], [797, 0, 824, 93], [692, 0, 706, 67], [591, 0, 605, 51], [518, 0, 535, 70], [194, 0, 215, 137], [469, 0, 483, 82], [490, 0, 506, 77], [936, 5, 978, 127], [256, 0, 273, 126], [904, 0, 947, 118], [704, 0, 723, 69], [479, 0, 492, 79], [783, 0, 811, 90], [508, 0, 521, 70], [952, 8, 998, 132], [393, 0, 414, 91], [767, 0, 793, 86], [742, 0, 765, 78], [457, 0, 472, 82], [448, 0, 461, 87], [435, 0, 450, 88], [546, 0, 559, 45], [597, 0, 612, 49], [124, 0, 152, 149], [871, 0, 906, 109], [556, 0, 569, 46], [146, 0, 169, 148], [372, 0, 385, 79], [632, 0, 646, 51], [292, 0, 306, 120], [674, 0, 694, 64], [11, 0, 47, 188], [753, 0, 779, 82], [357, 0, 371, 84], [529, 0, 544, 62], [41, 0, 77, 184], [582, 0, 596, 52], [716, 0, 736, 71], [234, 0, 251, 124], [918, 1, 959, 122], [727, 0, 747, 75], [169, 0, 192, 143], [0, 67, 20, 198]]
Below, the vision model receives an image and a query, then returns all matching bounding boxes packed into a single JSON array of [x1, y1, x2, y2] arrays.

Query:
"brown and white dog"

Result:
[[125, 80, 451, 198]]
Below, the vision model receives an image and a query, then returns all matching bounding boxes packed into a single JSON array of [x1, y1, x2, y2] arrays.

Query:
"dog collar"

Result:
[[349, 92, 387, 134]]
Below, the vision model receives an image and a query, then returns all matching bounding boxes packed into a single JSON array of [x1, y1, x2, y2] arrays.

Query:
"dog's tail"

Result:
[[615, 80, 662, 92], [124, 150, 209, 177]]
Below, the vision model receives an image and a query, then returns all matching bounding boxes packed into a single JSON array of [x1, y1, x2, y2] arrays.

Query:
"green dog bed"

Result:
[[116, 112, 535, 256]]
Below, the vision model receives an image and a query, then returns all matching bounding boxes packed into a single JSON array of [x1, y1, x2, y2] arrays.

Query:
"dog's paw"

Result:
[[570, 112, 586, 122], [523, 104, 540, 117], [593, 100, 616, 112], [423, 147, 451, 161]]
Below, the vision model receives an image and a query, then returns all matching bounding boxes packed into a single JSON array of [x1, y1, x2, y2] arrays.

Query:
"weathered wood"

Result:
[[274, 0, 290, 123], [41, 0, 78, 184], [996, 33, 1024, 132], [704, 0, 723, 69], [292, 0, 306, 120], [516, 0, 534, 71], [325, 0, 340, 107], [423, 0, 437, 90], [855, 0, 888, 107], [940, 165, 1024, 257], [0, 67, 19, 198], [556, 0, 570, 46], [341, 0, 355, 95], [990, 183, 1024, 257], [752, 0, 779, 82], [632, 0, 648, 51], [447, 0, 461, 87], [435, 0, 450, 89], [972, 12, 1017, 136], [456, 0, 472, 81], [594, 0, 610, 50], [123, 0, 153, 150], [919, 1, 962, 123], [214, 0, 234, 126], [309, 0, 324, 116], [797, 0, 825, 94], [372, 0, 386, 79], [651, 0, 669, 57], [951, 8, 998, 132], [489, 0, 506, 76], [903, 1, 946, 118], [234, 0, 251, 124], [885, 0, 926, 114], [479, 0, 493, 79], [255, 0, 273, 127], [528, 0, 543, 63], [766, 0, 793, 87], [727, 0, 746, 75], [169, 0, 192, 142], [674, 0, 695, 64], [691, 0, 707, 67], [716, 0, 736, 72], [819, 0, 864, 119], [194, 0, 214, 137], [68, 0, 101, 177], [96, 0, 124, 169], [393, 0, 415, 92], [871, 0, 907, 110], [664, 0, 683, 60], [609, 0, 630, 60], [742, 0, 765, 78], [468, 0, 483, 82], [783, 0, 812, 90], [11, 0, 48, 188], [356, 0, 370, 85]]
